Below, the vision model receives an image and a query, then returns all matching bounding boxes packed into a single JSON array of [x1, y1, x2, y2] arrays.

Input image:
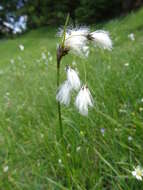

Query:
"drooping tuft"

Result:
[[75, 85, 94, 116]]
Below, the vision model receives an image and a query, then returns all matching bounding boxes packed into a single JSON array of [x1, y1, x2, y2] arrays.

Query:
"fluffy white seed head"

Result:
[[58, 27, 89, 57], [75, 85, 94, 116], [56, 81, 72, 106], [90, 30, 112, 50], [66, 66, 81, 91]]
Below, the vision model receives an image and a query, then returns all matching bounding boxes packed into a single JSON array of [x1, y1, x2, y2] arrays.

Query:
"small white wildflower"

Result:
[[58, 159, 62, 164], [141, 98, 143, 103], [128, 136, 133, 141], [76, 146, 81, 152], [56, 81, 72, 106], [124, 63, 129, 67], [132, 166, 143, 180], [58, 27, 89, 56], [128, 33, 135, 41], [119, 109, 127, 113], [67, 153, 70, 157], [6, 92, 10, 96], [41, 52, 47, 60], [40, 133, 44, 138], [90, 30, 112, 50], [3, 165, 9, 173], [66, 66, 81, 91], [10, 59, 15, 64], [75, 85, 94, 116], [19, 44, 24, 51], [139, 107, 143, 112]]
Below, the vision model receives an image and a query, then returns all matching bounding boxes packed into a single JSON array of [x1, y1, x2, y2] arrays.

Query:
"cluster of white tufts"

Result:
[[57, 26, 112, 57], [56, 26, 112, 116], [56, 66, 93, 116]]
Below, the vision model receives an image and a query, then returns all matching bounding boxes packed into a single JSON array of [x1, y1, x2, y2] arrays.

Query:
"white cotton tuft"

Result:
[[56, 81, 72, 106], [75, 85, 94, 116], [58, 27, 89, 57], [66, 66, 81, 91], [91, 30, 112, 50], [64, 33, 88, 56]]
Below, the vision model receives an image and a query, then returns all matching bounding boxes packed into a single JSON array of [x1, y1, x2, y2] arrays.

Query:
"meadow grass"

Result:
[[0, 8, 143, 190]]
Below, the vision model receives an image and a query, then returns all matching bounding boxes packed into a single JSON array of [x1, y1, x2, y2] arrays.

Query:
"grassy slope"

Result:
[[0, 8, 143, 190]]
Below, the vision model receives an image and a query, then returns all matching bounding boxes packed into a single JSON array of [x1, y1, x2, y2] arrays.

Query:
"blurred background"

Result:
[[0, 0, 143, 37]]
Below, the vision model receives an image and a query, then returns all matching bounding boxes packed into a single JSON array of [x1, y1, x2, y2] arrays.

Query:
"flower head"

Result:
[[56, 80, 72, 106], [132, 166, 143, 180], [19, 44, 24, 51], [75, 85, 93, 116], [3, 165, 9, 173], [128, 136, 133, 141], [58, 27, 89, 57], [41, 52, 47, 60], [90, 30, 112, 50], [66, 66, 81, 91], [128, 33, 135, 41]]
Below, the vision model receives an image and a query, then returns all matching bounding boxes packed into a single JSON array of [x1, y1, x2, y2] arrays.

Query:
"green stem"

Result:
[[57, 48, 63, 138], [83, 60, 87, 84], [56, 13, 70, 139], [61, 13, 70, 48]]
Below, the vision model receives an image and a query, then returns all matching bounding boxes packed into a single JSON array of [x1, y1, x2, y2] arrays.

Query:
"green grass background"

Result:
[[0, 8, 143, 190]]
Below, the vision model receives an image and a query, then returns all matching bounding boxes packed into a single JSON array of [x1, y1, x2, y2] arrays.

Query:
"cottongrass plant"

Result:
[[56, 15, 112, 138]]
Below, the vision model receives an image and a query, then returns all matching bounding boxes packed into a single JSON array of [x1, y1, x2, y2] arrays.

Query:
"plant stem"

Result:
[[56, 14, 70, 139], [57, 47, 63, 138], [61, 13, 70, 48]]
